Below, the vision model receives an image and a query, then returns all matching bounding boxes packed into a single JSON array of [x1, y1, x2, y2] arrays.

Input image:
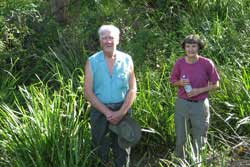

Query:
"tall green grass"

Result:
[[0, 0, 250, 166], [0, 59, 20, 106], [212, 62, 250, 135], [0, 73, 95, 167], [0, 56, 249, 166], [131, 57, 250, 166], [134, 63, 175, 145]]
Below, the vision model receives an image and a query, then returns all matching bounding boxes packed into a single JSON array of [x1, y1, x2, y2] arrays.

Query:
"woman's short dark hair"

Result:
[[181, 34, 205, 50]]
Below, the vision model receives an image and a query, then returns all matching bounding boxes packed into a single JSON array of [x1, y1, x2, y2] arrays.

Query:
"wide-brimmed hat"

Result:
[[109, 116, 141, 149]]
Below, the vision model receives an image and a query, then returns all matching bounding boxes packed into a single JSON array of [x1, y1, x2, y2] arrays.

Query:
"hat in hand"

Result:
[[109, 116, 141, 149]]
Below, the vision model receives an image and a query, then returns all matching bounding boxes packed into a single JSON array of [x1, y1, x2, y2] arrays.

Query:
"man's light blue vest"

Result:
[[89, 51, 132, 103]]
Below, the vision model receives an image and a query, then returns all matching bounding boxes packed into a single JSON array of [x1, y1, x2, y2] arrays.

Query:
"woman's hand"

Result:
[[187, 88, 201, 97], [180, 78, 191, 87]]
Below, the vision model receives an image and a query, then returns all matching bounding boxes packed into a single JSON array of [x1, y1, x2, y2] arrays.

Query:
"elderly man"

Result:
[[84, 25, 137, 167]]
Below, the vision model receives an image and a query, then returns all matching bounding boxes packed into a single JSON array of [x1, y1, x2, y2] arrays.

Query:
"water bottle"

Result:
[[182, 75, 192, 93]]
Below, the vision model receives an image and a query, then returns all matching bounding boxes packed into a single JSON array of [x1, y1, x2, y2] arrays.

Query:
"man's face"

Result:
[[100, 31, 119, 54], [184, 43, 199, 57]]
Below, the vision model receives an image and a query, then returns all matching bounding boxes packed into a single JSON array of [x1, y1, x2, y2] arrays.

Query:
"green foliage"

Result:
[[0, 0, 250, 166], [134, 64, 176, 146], [211, 63, 250, 136], [0, 74, 94, 167], [0, 59, 20, 106], [0, 0, 60, 85]]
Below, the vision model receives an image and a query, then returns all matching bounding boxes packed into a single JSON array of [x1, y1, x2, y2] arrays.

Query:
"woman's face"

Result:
[[184, 43, 199, 57]]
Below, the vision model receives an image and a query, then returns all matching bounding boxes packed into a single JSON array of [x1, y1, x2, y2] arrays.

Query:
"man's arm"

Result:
[[119, 63, 137, 115], [84, 60, 112, 118]]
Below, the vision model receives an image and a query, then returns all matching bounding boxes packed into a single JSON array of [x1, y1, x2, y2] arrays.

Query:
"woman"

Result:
[[170, 34, 220, 160]]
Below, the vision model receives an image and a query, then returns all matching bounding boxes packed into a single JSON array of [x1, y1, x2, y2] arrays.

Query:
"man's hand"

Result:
[[107, 110, 125, 125], [104, 109, 113, 120]]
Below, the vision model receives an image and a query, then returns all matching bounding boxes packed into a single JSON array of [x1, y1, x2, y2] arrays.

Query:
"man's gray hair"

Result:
[[98, 25, 120, 39]]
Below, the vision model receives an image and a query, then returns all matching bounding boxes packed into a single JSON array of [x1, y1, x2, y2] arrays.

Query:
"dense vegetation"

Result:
[[0, 0, 250, 166]]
